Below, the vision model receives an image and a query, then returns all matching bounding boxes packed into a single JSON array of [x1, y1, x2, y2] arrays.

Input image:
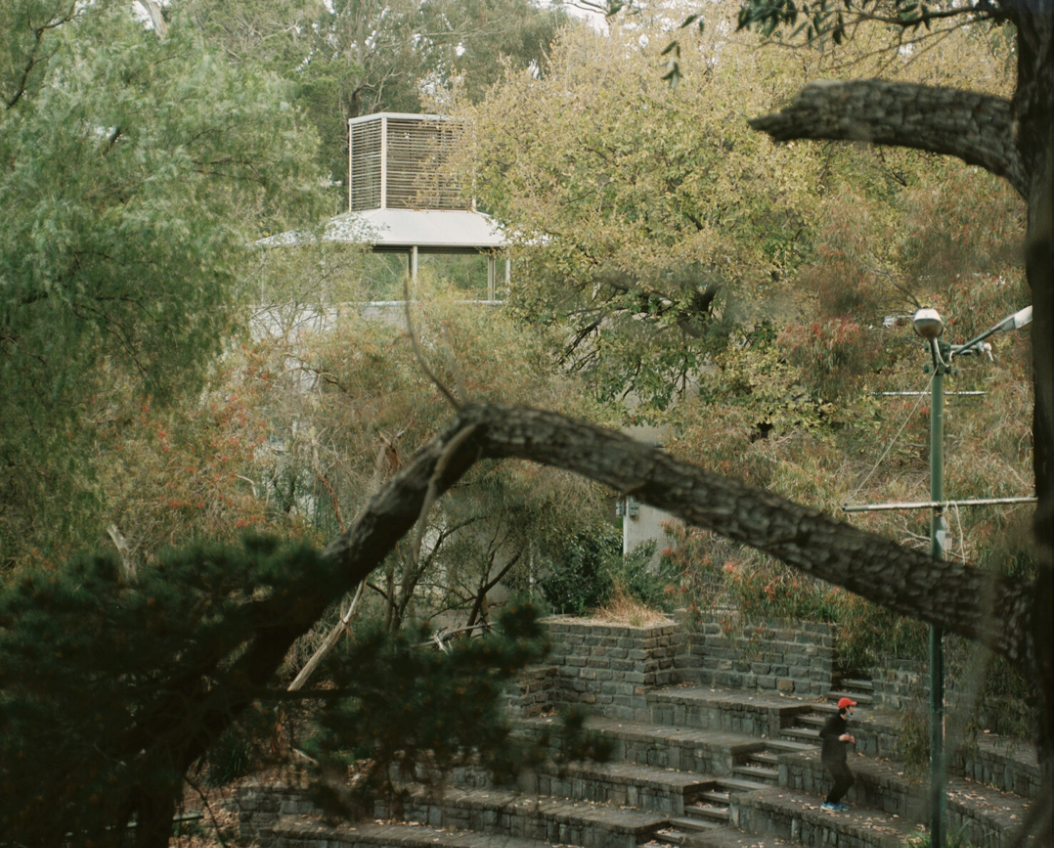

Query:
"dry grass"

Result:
[[587, 584, 670, 627]]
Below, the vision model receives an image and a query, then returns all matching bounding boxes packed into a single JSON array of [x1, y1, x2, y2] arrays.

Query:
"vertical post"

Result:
[[380, 115, 388, 210], [487, 254, 496, 302], [928, 342, 946, 848], [410, 246, 418, 292]]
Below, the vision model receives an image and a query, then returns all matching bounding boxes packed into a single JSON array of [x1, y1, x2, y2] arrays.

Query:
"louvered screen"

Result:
[[349, 115, 469, 211], [349, 120, 382, 211], [385, 118, 468, 210]]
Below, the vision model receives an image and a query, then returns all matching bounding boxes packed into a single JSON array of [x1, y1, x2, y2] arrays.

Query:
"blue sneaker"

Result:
[[836, 803, 850, 811], [821, 802, 838, 811]]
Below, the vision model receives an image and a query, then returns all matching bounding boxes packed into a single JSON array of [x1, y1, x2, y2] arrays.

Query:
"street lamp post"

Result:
[[912, 308, 948, 848], [909, 304, 1033, 848]]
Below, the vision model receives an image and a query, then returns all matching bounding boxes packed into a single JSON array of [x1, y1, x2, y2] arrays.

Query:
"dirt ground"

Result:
[[170, 779, 248, 848]]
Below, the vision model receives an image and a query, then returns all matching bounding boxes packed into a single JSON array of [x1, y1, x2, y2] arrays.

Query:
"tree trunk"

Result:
[[120, 397, 1050, 842], [746, 5, 1053, 832], [1014, 0, 1054, 789]]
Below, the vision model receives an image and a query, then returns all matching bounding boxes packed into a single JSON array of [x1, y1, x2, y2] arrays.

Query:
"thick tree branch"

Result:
[[121, 401, 1039, 843], [315, 403, 1032, 666], [748, 80, 1029, 199]]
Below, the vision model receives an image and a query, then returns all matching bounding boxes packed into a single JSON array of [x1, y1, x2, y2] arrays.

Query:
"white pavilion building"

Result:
[[263, 113, 509, 301]]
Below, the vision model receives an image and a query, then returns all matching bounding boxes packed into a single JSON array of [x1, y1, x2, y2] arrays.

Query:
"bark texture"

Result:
[[748, 5, 1053, 835], [117, 400, 1047, 846], [748, 80, 1029, 198]]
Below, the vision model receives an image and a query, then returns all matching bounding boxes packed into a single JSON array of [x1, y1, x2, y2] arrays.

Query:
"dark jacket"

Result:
[[820, 711, 850, 762]]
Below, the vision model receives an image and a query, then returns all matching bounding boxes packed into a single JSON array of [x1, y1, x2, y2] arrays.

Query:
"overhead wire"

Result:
[[845, 371, 934, 507]]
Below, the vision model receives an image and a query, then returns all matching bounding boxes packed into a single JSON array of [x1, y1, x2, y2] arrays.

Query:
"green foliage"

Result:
[[465, 14, 828, 412], [204, 726, 258, 788], [299, 601, 609, 813], [0, 540, 591, 841], [539, 523, 622, 615], [0, 537, 337, 845], [0, 2, 325, 567], [538, 523, 683, 618], [180, 0, 571, 183], [252, 284, 613, 631], [735, 0, 1004, 45], [609, 542, 683, 614]]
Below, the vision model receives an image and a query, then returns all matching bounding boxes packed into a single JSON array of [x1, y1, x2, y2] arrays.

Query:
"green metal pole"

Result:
[[928, 349, 946, 848]]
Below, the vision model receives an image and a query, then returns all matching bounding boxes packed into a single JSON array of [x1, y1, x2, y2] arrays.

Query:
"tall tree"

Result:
[[247, 282, 616, 631], [464, 11, 1017, 415], [6, 399, 1048, 846], [0, 1, 324, 567], [722, 0, 1051, 804], [177, 0, 570, 184]]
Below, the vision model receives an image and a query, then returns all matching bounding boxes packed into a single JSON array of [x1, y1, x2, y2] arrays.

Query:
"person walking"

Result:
[[820, 697, 857, 811]]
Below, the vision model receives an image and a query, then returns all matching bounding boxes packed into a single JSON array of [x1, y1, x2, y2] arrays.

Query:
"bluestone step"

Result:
[[685, 803, 731, 823], [779, 728, 819, 742], [730, 787, 914, 848], [731, 765, 779, 784], [374, 785, 668, 848], [673, 824, 801, 848], [827, 690, 874, 705], [273, 818, 567, 848]]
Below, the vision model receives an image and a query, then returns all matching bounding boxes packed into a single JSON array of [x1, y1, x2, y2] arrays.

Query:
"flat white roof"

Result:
[[259, 208, 507, 253], [348, 111, 452, 125]]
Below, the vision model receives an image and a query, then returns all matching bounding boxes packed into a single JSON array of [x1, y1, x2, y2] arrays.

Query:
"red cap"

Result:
[[838, 697, 858, 710]]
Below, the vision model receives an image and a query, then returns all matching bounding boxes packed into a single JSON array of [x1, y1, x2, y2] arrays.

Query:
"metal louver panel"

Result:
[[348, 114, 470, 212], [349, 119, 382, 212]]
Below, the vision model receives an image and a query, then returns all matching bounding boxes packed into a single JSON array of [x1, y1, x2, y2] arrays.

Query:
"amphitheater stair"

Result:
[[778, 706, 836, 744], [779, 746, 1032, 846], [730, 787, 916, 848], [373, 785, 670, 848], [656, 777, 772, 846], [828, 676, 875, 707], [518, 714, 776, 778], [239, 682, 1039, 848], [656, 823, 800, 848], [526, 760, 715, 815], [273, 818, 579, 848]]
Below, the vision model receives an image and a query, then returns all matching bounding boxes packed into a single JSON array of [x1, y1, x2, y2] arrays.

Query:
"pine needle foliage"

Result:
[[0, 537, 337, 845], [0, 540, 591, 845], [302, 601, 609, 816]]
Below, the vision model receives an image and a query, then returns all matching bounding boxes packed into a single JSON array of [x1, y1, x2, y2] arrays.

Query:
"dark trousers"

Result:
[[823, 758, 854, 804]]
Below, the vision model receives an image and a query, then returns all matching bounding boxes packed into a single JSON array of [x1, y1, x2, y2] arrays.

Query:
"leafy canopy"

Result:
[[0, 2, 325, 565]]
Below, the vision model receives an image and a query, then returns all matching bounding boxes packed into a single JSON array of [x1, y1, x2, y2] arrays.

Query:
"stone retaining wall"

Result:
[[371, 789, 666, 848], [780, 750, 1028, 848], [685, 614, 835, 698], [960, 734, 1043, 799], [731, 789, 908, 848], [503, 614, 837, 720], [237, 780, 316, 847], [540, 618, 684, 720], [506, 664, 558, 717]]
